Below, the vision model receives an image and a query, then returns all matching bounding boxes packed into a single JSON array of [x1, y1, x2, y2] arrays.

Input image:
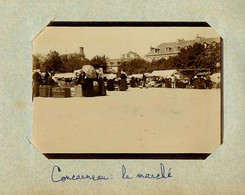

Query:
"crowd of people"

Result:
[[32, 69, 58, 98], [105, 72, 128, 91], [128, 74, 219, 89], [74, 68, 106, 97], [33, 68, 220, 100], [128, 74, 187, 89]]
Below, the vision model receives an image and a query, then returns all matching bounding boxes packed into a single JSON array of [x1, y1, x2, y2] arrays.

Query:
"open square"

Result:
[[33, 88, 221, 154]]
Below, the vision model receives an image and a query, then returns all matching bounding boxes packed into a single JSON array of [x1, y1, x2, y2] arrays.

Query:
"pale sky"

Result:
[[33, 27, 219, 59]]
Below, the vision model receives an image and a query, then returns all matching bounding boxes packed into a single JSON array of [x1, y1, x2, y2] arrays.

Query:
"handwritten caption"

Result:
[[51, 163, 172, 182]]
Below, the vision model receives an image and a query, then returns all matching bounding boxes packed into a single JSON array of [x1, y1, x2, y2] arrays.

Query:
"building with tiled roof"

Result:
[[106, 51, 140, 73], [145, 35, 220, 61]]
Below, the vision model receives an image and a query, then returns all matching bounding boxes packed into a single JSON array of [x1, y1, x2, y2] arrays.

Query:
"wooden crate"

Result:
[[52, 87, 71, 98], [39, 85, 52, 97]]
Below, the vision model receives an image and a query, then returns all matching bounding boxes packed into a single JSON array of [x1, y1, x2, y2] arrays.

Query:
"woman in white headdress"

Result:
[[97, 68, 106, 96]]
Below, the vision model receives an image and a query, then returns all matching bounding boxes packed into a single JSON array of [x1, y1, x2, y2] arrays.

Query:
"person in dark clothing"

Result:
[[142, 74, 146, 87], [97, 68, 106, 96], [165, 78, 171, 88], [78, 72, 87, 97], [130, 77, 136, 88], [106, 79, 115, 91], [32, 70, 41, 99], [40, 71, 48, 85], [199, 76, 206, 89], [85, 78, 94, 97], [206, 77, 212, 89], [193, 76, 198, 89], [119, 73, 128, 91], [46, 71, 56, 86]]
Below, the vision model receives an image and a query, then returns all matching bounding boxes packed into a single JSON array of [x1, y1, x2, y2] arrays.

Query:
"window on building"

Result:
[[175, 46, 181, 51], [154, 48, 160, 53], [166, 47, 172, 52], [203, 42, 209, 48]]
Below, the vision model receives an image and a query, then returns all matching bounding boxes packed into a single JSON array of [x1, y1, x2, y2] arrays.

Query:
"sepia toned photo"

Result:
[[32, 23, 222, 158]]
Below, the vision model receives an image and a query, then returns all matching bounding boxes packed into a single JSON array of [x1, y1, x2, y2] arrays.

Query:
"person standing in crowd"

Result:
[[32, 69, 41, 99], [46, 71, 57, 86], [40, 71, 49, 85], [97, 68, 106, 96], [119, 72, 128, 91], [85, 74, 94, 97], [193, 75, 198, 89], [205, 76, 212, 89], [200, 76, 206, 89], [142, 73, 146, 87], [130, 77, 136, 88], [106, 78, 115, 91], [76, 71, 87, 97], [171, 74, 176, 88]]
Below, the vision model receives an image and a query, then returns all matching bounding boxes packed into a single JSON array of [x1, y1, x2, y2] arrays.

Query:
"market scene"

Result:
[[32, 27, 221, 154], [32, 67, 221, 99]]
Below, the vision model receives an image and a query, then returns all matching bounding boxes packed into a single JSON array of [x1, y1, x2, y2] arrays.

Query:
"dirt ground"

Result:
[[33, 88, 221, 153]]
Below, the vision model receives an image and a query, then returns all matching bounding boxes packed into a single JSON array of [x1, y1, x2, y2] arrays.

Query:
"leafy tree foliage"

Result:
[[121, 59, 150, 75], [42, 51, 63, 72], [90, 55, 108, 71], [32, 55, 41, 70], [34, 51, 95, 73], [33, 42, 221, 75], [61, 54, 90, 72], [121, 42, 221, 75]]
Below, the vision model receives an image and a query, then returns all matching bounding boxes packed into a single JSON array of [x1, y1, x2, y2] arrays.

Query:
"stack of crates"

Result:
[[39, 85, 52, 97], [74, 85, 83, 97], [52, 87, 71, 98]]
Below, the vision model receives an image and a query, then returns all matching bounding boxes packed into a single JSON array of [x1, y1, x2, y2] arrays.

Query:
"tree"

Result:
[[90, 55, 108, 71], [204, 43, 221, 73], [32, 55, 41, 70], [121, 58, 150, 75], [42, 51, 63, 72], [62, 54, 90, 72], [170, 42, 221, 74]]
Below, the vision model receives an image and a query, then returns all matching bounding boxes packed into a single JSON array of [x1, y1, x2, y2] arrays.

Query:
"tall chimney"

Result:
[[79, 47, 85, 58]]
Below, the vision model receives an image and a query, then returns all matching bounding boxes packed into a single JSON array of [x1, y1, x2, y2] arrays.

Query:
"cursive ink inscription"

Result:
[[122, 163, 172, 179], [136, 163, 172, 179], [51, 163, 172, 182], [121, 165, 133, 179], [51, 165, 110, 182]]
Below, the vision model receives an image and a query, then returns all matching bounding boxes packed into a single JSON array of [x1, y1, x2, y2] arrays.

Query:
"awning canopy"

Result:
[[129, 74, 143, 79], [196, 72, 211, 76], [104, 73, 117, 79], [149, 70, 182, 78], [54, 73, 76, 79]]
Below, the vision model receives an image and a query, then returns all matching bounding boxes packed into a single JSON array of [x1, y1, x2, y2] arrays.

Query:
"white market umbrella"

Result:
[[82, 65, 97, 79], [210, 73, 221, 83]]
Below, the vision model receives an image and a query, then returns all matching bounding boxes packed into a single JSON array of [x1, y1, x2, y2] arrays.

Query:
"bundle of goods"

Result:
[[52, 87, 71, 98], [39, 85, 52, 97]]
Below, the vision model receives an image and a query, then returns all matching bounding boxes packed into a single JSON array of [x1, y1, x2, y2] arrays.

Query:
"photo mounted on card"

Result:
[[32, 22, 222, 159]]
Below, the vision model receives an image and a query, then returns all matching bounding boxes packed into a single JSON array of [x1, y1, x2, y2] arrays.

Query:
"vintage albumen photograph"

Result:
[[32, 25, 221, 156]]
